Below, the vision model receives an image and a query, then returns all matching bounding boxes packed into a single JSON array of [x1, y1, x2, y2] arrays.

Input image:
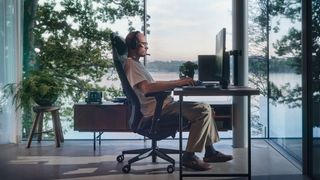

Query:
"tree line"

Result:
[[146, 57, 296, 73]]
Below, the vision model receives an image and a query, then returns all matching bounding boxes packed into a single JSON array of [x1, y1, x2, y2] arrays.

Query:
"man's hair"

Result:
[[125, 31, 141, 50]]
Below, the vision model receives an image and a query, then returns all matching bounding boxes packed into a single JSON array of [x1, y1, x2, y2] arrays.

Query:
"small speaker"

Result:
[[85, 91, 102, 104]]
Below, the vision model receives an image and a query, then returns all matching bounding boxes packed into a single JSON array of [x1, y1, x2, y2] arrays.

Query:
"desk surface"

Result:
[[74, 101, 124, 106], [174, 86, 260, 96]]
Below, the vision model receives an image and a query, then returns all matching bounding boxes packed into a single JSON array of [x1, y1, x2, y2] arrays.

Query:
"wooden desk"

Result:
[[73, 101, 232, 150], [74, 102, 131, 150], [174, 86, 259, 180]]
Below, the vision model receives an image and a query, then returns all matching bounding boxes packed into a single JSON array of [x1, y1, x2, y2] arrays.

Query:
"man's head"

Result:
[[125, 31, 148, 58]]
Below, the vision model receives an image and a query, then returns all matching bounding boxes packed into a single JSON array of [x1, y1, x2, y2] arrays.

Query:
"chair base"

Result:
[[116, 140, 181, 173]]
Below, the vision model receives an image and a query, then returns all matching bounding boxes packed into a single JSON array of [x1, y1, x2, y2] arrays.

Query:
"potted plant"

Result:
[[179, 61, 198, 78], [2, 70, 62, 109]]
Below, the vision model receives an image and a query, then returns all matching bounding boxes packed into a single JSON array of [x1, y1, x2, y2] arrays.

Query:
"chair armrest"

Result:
[[144, 90, 172, 135], [145, 90, 171, 98]]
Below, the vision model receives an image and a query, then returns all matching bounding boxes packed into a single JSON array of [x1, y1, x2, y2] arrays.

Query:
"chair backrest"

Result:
[[110, 33, 143, 132]]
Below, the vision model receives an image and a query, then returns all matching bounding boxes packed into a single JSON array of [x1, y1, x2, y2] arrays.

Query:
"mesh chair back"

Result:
[[110, 33, 143, 132]]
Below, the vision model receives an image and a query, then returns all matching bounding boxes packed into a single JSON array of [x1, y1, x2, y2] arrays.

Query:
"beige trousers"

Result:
[[161, 101, 220, 152]]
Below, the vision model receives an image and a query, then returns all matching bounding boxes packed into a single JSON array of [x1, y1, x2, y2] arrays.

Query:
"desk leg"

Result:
[[179, 95, 183, 180], [93, 132, 96, 151], [248, 95, 251, 180], [97, 132, 103, 145]]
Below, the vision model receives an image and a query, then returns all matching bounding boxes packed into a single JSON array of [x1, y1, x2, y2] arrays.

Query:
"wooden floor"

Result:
[[0, 139, 311, 180]]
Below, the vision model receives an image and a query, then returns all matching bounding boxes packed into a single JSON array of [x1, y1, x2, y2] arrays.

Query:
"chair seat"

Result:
[[135, 115, 190, 140]]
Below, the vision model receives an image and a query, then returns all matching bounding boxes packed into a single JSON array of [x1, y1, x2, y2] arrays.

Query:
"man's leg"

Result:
[[162, 101, 219, 152], [162, 101, 232, 165], [161, 101, 218, 171]]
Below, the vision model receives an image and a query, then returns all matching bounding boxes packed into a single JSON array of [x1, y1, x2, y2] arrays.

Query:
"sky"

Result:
[[113, 0, 233, 62]]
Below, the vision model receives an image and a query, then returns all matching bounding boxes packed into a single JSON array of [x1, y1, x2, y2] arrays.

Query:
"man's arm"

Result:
[[136, 78, 195, 94]]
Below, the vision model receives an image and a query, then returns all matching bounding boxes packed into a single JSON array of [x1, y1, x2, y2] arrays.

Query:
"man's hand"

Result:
[[178, 77, 195, 87]]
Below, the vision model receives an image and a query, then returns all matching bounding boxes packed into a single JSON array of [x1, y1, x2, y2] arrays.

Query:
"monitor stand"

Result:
[[220, 78, 229, 89]]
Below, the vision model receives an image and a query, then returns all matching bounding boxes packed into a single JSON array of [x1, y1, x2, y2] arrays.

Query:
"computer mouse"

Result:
[[194, 80, 203, 86]]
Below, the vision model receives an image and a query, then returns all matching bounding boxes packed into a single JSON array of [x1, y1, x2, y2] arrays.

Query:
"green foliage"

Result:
[[2, 70, 62, 110], [30, 0, 144, 102], [18, 0, 144, 138], [26, 70, 62, 106], [179, 61, 198, 78], [104, 86, 124, 101]]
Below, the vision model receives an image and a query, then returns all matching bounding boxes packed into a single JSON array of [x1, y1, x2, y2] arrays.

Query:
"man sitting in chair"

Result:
[[124, 31, 233, 171]]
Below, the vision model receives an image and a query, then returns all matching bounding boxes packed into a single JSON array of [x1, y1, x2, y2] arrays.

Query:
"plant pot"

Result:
[[27, 71, 61, 107], [33, 94, 58, 106]]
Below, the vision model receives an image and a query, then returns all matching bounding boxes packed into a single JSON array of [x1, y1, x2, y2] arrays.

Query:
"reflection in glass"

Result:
[[248, 0, 303, 163], [312, 0, 320, 178], [268, 0, 302, 163], [248, 0, 269, 138]]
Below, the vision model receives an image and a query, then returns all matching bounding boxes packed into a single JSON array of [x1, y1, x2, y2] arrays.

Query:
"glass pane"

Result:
[[147, 0, 232, 76], [248, 0, 269, 138], [147, 0, 233, 137], [268, 0, 302, 162], [312, 0, 320, 178]]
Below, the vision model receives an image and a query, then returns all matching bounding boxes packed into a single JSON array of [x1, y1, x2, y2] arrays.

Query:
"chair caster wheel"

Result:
[[122, 164, 131, 173], [167, 165, 175, 173], [116, 155, 124, 162]]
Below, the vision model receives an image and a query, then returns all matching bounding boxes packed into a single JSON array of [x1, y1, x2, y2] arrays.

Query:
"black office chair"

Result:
[[110, 33, 182, 173]]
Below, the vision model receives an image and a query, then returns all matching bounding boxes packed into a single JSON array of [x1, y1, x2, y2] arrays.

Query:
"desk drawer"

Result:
[[211, 104, 233, 131], [74, 104, 131, 131]]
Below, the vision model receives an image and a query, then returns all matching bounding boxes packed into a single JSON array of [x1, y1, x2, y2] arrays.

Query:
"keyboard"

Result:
[[182, 80, 221, 89], [202, 81, 220, 87]]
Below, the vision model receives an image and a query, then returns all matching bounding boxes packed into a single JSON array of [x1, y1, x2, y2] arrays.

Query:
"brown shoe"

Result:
[[203, 151, 233, 163], [183, 155, 212, 171]]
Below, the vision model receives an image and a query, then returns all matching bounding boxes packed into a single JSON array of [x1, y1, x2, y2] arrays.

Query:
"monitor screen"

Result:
[[215, 28, 226, 79], [215, 28, 229, 88]]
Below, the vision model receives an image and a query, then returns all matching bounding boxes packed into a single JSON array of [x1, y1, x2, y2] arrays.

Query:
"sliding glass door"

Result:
[[268, 0, 302, 163], [310, 0, 320, 178]]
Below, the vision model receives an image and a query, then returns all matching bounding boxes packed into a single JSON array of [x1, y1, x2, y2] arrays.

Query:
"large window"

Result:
[[66, 0, 234, 139], [248, 0, 268, 138], [22, 0, 144, 140], [146, 0, 233, 137], [268, 0, 302, 163], [248, 0, 302, 164]]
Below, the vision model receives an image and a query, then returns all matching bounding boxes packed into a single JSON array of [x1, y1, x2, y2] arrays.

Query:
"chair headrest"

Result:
[[111, 33, 127, 56]]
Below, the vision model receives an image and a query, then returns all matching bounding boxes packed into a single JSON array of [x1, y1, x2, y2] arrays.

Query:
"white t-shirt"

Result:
[[124, 58, 173, 117]]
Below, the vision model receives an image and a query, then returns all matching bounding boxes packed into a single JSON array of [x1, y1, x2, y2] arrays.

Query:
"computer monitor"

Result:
[[198, 55, 219, 82], [215, 28, 229, 88], [197, 28, 230, 88]]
